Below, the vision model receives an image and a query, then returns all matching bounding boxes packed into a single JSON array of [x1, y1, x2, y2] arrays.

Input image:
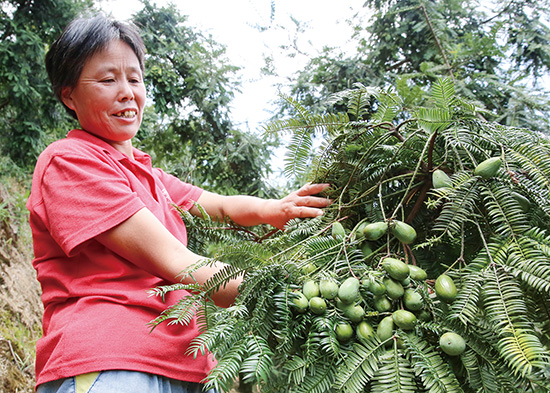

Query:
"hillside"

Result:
[[0, 178, 42, 392]]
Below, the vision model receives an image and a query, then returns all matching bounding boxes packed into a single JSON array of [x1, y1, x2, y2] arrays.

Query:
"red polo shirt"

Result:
[[26, 130, 212, 387]]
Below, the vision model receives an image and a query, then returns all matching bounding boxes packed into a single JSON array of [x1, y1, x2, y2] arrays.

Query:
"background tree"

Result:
[[133, 0, 277, 197], [281, 0, 550, 133], [0, 0, 92, 170]]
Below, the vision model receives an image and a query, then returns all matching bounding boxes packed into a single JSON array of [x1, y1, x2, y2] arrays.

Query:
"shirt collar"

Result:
[[67, 129, 152, 166]]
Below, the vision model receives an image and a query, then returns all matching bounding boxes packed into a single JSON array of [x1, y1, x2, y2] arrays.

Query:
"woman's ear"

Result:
[[61, 87, 75, 110]]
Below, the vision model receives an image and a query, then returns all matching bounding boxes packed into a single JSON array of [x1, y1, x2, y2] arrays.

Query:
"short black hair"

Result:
[[45, 14, 146, 119]]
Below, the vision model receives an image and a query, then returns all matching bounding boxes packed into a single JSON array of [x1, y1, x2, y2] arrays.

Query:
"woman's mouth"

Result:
[[113, 110, 137, 118]]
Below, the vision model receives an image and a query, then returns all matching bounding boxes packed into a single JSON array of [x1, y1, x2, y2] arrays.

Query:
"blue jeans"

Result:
[[36, 370, 217, 393]]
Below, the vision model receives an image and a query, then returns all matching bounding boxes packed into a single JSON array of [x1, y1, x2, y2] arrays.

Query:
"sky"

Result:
[[99, 0, 369, 179]]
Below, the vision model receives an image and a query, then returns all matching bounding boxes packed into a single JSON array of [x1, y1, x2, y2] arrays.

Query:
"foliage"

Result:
[[153, 79, 550, 392], [0, 0, 91, 170], [281, 0, 550, 134], [133, 1, 277, 197]]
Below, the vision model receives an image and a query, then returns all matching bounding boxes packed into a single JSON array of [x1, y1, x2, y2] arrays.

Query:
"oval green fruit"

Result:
[[368, 280, 386, 296], [335, 322, 354, 342], [302, 263, 316, 275], [361, 242, 374, 258], [383, 277, 405, 300], [309, 296, 327, 315], [319, 279, 339, 300], [391, 221, 417, 244], [432, 169, 452, 189], [392, 309, 417, 330], [363, 221, 388, 241], [344, 304, 365, 323], [336, 298, 353, 312], [303, 280, 320, 300], [292, 291, 309, 313], [356, 321, 375, 341], [332, 221, 346, 239], [376, 315, 394, 341], [474, 157, 501, 178], [439, 332, 466, 356], [373, 295, 392, 312], [403, 288, 423, 311], [417, 310, 432, 322], [408, 265, 427, 281], [382, 257, 410, 281], [338, 277, 360, 304], [435, 274, 457, 303], [356, 222, 368, 240], [512, 191, 530, 213]]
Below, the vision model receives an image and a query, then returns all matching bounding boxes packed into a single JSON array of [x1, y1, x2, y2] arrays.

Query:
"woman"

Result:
[[28, 14, 330, 393]]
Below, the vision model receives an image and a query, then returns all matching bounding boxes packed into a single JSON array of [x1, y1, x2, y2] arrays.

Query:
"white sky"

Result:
[[99, 0, 368, 180]]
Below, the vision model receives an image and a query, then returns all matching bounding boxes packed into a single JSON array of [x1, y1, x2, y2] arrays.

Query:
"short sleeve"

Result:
[[152, 168, 203, 211], [40, 154, 145, 256]]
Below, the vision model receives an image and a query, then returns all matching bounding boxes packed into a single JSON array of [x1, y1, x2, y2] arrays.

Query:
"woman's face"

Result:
[[61, 40, 146, 152]]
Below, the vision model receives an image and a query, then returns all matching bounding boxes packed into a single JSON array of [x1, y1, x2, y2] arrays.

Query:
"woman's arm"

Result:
[[191, 183, 331, 229], [95, 207, 241, 308]]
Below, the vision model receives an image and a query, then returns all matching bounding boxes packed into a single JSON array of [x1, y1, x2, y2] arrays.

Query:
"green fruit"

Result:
[[417, 310, 432, 322], [335, 322, 354, 342], [382, 257, 410, 281], [363, 221, 388, 241], [512, 191, 530, 213], [338, 277, 360, 304], [435, 274, 457, 303], [356, 222, 369, 240], [439, 332, 466, 356], [336, 298, 353, 311], [344, 304, 365, 323], [376, 316, 394, 341], [292, 291, 309, 313], [374, 295, 392, 312], [356, 321, 375, 341], [361, 242, 374, 258], [302, 263, 316, 275], [432, 169, 452, 188], [332, 221, 346, 239], [368, 280, 386, 296], [401, 277, 411, 287], [391, 221, 417, 244], [319, 279, 339, 300], [403, 288, 423, 311], [383, 277, 405, 299], [392, 309, 417, 330], [303, 280, 320, 300], [408, 265, 427, 281], [309, 296, 327, 315], [474, 157, 501, 178]]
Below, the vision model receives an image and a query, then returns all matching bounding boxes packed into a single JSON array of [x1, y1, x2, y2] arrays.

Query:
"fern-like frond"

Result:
[[332, 336, 386, 393], [239, 334, 275, 386], [497, 328, 550, 377], [402, 333, 463, 393], [480, 181, 530, 239], [290, 359, 336, 393], [370, 349, 416, 393], [481, 265, 550, 376], [431, 171, 480, 237]]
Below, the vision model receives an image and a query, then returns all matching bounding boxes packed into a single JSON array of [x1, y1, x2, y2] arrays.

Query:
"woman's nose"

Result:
[[118, 80, 135, 102]]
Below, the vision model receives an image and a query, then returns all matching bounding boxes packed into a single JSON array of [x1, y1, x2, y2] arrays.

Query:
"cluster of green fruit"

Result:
[[291, 222, 467, 357]]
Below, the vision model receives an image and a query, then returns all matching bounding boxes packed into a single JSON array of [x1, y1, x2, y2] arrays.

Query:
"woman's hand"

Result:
[[267, 183, 332, 229]]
